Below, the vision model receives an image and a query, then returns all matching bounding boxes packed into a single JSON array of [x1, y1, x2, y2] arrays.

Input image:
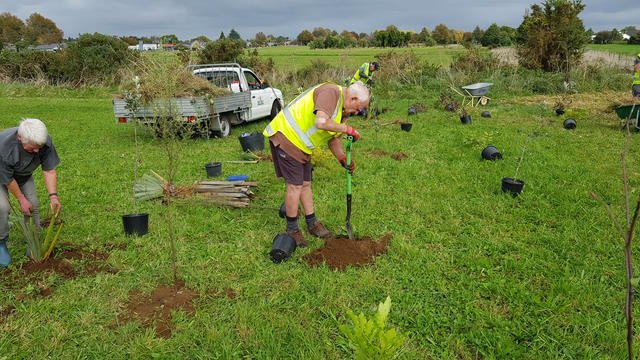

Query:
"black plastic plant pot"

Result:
[[563, 118, 577, 130], [278, 202, 286, 218], [270, 233, 296, 264], [122, 213, 149, 236], [400, 122, 413, 132], [460, 115, 472, 124], [555, 108, 565, 116], [444, 104, 456, 112], [407, 106, 417, 116], [481, 111, 491, 118], [205, 162, 222, 177], [239, 132, 265, 152], [481, 146, 502, 161], [501, 177, 525, 197]]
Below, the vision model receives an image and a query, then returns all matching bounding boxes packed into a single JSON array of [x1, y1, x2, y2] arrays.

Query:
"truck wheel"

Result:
[[269, 100, 282, 120], [213, 116, 231, 138]]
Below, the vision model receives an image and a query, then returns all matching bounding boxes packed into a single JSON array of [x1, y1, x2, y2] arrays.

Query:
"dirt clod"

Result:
[[303, 234, 391, 270]]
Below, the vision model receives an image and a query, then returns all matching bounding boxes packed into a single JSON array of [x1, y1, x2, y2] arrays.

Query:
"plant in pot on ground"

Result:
[[459, 106, 472, 124], [502, 132, 537, 197]]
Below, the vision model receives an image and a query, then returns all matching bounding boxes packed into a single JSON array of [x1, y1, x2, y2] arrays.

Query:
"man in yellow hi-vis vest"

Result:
[[350, 61, 379, 86], [263, 81, 370, 247], [633, 52, 640, 97]]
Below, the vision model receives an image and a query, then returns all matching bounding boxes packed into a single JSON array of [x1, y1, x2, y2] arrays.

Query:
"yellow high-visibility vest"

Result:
[[350, 63, 372, 85], [264, 83, 343, 154], [634, 68, 640, 85]]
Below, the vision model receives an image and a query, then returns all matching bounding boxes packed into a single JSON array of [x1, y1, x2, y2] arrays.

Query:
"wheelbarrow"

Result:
[[451, 83, 493, 107], [615, 104, 640, 130]]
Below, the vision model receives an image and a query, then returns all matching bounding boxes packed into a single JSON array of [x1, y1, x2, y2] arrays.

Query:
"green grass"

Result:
[[586, 43, 640, 56], [257, 45, 468, 70], [0, 56, 638, 358]]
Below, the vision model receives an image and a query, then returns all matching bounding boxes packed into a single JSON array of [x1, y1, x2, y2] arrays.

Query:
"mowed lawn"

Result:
[[0, 55, 638, 357]]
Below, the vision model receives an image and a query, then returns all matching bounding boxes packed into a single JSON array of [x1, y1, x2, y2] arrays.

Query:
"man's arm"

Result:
[[43, 169, 61, 213], [315, 110, 349, 133], [7, 179, 32, 215]]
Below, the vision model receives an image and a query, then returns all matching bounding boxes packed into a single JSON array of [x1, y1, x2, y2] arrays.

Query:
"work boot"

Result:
[[308, 221, 331, 238], [0, 238, 11, 268], [286, 229, 308, 248]]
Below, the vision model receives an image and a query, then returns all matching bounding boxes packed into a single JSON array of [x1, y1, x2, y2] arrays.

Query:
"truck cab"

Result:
[[191, 63, 283, 124]]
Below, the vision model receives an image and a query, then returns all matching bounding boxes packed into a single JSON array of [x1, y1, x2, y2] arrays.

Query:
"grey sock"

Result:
[[286, 216, 299, 232], [305, 213, 317, 228]]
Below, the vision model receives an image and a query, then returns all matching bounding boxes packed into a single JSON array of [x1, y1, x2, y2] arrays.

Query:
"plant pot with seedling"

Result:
[[481, 111, 491, 118], [502, 135, 532, 197], [554, 101, 565, 116], [121, 75, 149, 236]]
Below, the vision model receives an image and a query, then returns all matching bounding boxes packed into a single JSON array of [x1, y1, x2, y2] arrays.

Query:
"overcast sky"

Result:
[[3, 0, 639, 41]]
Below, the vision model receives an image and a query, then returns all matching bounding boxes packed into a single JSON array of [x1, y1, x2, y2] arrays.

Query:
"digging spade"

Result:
[[345, 136, 354, 240]]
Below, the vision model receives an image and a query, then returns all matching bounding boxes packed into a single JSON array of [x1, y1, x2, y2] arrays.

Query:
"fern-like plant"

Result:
[[339, 296, 407, 360], [17, 210, 63, 262]]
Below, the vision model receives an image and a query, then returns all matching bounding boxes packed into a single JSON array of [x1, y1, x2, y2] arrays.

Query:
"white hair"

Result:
[[18, 118, 48, 146], [347, 81, 370, 102]]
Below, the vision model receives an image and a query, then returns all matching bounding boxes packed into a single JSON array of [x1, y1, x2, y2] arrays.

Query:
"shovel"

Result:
[[345, 136, 354, 239]]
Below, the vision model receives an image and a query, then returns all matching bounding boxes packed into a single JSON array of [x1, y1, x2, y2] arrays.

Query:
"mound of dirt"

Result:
[[303, 234, 391, 270], [391, 152, 408, 161], [119, 280, 198, 338]]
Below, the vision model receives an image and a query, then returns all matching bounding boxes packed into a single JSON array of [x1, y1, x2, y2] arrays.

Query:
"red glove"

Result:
[[346, 126, 360, 142], [338, 155, 356, 174]]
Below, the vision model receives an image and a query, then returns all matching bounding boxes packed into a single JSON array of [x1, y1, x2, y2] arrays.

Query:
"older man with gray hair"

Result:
[[0, 118, 61, 267], [263, 81, 370, 247]]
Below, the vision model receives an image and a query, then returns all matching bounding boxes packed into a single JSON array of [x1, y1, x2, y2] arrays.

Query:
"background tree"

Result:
[[253, 32, 268, 47], [593, 30, 613, 44], [432, 23, 451, 45], [471, 26, 485, 44], [0, 12, 25, 46], [340, 30, 357, 47], [199, 38, 245, 63], [609, 28, 623, 42], [451, 29, 464, 44], [228, 28, 242, 40], [120, 36, 139, 46], [193, 35, 211, 43], [296, 30, 313, 45], [516, 0, 588, 72], [65, 32, 134, 84], [482, 23, 515, 48], [161, 34, 179, 44], [23, 12, 63, 45], [218, 31, 225, 40]]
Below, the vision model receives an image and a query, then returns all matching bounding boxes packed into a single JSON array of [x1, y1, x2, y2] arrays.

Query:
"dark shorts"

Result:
[[633, 84, 640, 97], [270, 141, 312, 186]]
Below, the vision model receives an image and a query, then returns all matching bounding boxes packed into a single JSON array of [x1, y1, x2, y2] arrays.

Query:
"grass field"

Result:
[[586, 43, 640, 56], [256, 45, 468, 70], [0, 46, 639, 358]]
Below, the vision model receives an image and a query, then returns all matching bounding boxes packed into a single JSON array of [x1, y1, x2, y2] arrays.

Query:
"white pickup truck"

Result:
[[113, 63, 283, 137]]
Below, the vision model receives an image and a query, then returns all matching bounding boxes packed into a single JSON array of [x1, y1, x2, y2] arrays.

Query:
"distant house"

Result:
[[190, 39, 206, 50], [162, 43, 176, 51], [128, 43, 160, 51], [33, 43, 67, 52], [622, 33, 631, 41]]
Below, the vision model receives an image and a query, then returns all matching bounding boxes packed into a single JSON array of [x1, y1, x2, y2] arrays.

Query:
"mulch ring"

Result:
[[303, 233, 392, 270], [118, 280, 198, 338], [0, 242, 120, 300]]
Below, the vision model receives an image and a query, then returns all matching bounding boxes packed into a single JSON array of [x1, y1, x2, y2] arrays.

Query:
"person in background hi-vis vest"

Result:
[[263, 81, 370, 247], [350, 62, 379, 86], [633, 52, 640, 97]]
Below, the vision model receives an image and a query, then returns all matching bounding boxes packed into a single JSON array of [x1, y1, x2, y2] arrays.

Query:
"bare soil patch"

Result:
[[391, 152, 408, 161], [119, 280, 198, 338], [303, 234, 391, 270]]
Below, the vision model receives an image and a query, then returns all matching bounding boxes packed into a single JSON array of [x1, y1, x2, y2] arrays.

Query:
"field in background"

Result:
[[256, 45, 468, 70], [586, 43, 640, 56], [0, 45, 638, 358]]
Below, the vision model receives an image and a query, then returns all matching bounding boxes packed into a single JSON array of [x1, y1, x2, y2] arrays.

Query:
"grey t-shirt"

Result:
[[0, 127, 60, 185]]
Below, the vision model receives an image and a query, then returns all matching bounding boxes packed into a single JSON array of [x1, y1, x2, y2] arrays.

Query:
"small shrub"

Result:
[[339, 296, 407, 360], [198, 38, 245, 64]]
